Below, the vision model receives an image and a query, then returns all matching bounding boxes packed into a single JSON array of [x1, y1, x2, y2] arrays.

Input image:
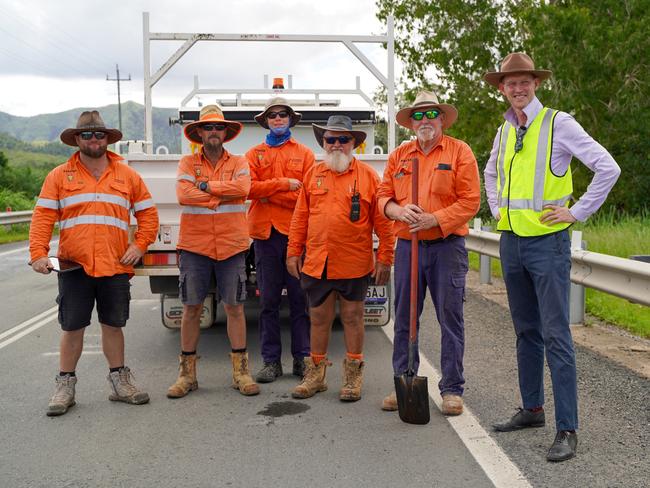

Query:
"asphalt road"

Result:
[[0, 241, 647, 487]]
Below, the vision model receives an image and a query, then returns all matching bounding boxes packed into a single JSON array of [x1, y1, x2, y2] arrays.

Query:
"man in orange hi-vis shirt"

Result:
[[287, 115, 395, 402], [377, 91, 481, 416], [29, 111, 159, 416], [245, 97, 314, 383], [167, 105, 260, 399]]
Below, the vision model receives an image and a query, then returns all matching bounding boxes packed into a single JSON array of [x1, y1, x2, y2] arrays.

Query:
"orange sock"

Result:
[[311, 353, 327, 365], [346, 352, 363, 361]]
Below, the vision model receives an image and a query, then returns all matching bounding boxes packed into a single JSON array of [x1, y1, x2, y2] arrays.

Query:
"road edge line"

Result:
[[381, 321, 532, 488]]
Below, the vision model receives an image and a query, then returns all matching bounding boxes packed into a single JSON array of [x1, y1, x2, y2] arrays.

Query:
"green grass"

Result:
[[469, 212, 650, 338], [0, 223, 31, 244]]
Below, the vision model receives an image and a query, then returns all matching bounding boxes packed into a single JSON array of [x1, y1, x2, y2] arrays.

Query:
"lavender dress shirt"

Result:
[[484, 97, 621, 222]]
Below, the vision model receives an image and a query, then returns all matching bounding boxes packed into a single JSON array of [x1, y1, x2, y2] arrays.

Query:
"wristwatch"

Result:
[[198, 181, 208, 192]]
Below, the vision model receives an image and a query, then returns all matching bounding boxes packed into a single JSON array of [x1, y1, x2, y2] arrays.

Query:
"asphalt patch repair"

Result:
[[257, 401, 310, 418]]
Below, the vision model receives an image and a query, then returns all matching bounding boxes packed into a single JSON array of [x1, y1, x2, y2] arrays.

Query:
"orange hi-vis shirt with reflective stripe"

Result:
[[176, 148, 251, 261], [29, 151, 159, 277], [287, 158, 395, 280], [377, 136, 481, 241], [245, 138, 315, 239]]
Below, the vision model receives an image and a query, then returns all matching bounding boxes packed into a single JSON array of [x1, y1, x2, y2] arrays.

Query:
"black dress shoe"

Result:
[[547, 431, 578, 462], [493, 408, 546, 432]]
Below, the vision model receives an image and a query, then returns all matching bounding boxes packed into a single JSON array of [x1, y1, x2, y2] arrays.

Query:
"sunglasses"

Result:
[[267, 110, 289, 119], [410, 109, 441, 121], [201, 123, 226, 132], [324, 135, 353, 145], [79, 131, 107, 140], [515, 126, 527, 153]]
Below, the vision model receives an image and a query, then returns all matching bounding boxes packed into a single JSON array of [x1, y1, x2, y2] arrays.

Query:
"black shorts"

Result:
[[300, 273, 371, 308], [178, 250, 247, 306], [56, 269, 131, 331]]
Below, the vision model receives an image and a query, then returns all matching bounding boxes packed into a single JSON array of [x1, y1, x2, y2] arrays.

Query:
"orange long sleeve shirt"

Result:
[[29, 151, 159, 277], [245, 139, 315, 239], [377, 136, 481, 240], [287, 158, 395, 280], [176, 148, 251, 261]]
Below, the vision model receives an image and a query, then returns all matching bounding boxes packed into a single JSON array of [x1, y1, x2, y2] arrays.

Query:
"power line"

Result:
[[106, 64, 131, 132]]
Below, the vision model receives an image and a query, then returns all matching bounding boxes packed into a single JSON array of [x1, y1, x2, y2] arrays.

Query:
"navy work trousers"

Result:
[[500, 230, 578, 431], [392, 236, 468, 396], [254, 227, 310, 363]]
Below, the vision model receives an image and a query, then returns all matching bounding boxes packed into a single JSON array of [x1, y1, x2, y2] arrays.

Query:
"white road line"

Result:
[[0, 239, 59, 258], [0, 312, 58, 350], [0, 306, 58, 341], [381, 321, 532, 488]]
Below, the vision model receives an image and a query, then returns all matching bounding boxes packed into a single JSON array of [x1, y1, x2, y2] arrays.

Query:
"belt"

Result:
[[398, 234, 462, 246]]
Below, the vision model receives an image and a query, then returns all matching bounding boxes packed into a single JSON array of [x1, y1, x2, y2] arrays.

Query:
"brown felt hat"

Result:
[[483, 52, 552, 87], [60, 110, 122, 147]]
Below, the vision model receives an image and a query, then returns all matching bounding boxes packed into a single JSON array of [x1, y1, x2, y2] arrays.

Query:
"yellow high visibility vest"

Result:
[[496, 107, 573, 236]]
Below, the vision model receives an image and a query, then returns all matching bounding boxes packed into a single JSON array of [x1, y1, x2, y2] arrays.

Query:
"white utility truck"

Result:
[[126, 13, 398, 329]]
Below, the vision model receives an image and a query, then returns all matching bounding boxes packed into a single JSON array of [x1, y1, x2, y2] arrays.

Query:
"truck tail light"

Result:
[[142, 252, 178, 266]]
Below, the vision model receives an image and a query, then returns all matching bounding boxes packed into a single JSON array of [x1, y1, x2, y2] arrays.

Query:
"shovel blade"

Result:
[[394, 373, 430, 425]]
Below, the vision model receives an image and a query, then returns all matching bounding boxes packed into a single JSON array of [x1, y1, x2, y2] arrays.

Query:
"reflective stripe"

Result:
[[36, 198, 59, 210], [177, 174, 196, 183], [507, 195, 572, 210], [59, 215, 129, 231], [532, 109, 556, 211], [182, 204, 247, 215], [497, 123, 511, 208], [133, 198, 155, 212], [235, 169, 250, 177], [59, 193, 130, 210]]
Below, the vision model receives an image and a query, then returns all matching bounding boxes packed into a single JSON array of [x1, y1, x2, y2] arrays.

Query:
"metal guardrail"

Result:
[[466, 221, 650, 307], [0, 211, 33, 226]]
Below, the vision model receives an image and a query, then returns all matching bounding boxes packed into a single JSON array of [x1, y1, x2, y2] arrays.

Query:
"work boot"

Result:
[[47, 374, 77, 417], [493, 408, 545, 432], [230, 352, 260, 396], [107, 367, 150, 405], [292, 357, 306, 378], [339, 358, 364, 402], [255, 361, 283, 383], [292, 357, 330, 399], [381, 391, 398, 411], [167, 354, 199, 398], [441, 394, 464, 416]]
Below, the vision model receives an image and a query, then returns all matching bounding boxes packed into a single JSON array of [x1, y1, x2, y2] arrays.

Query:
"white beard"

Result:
[[323, 150, 353, 173], [416, 125, 436, 142]]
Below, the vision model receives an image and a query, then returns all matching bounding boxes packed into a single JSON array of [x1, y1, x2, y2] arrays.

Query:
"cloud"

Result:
[[0, 0, 398, 116]]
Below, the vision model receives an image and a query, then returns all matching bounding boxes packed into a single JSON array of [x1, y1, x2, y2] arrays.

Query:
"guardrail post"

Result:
[[570, 230, 586, 325], [473, 218, 492, 284]]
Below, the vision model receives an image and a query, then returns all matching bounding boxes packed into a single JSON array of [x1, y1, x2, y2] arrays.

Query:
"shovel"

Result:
[[394, 157, 430, 425]]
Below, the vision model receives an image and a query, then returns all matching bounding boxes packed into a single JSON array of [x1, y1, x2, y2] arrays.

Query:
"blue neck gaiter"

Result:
[[266, 125, 291, 147]]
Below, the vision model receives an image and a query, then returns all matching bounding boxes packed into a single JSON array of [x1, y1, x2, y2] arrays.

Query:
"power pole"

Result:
[[106, 64, 131, 133]]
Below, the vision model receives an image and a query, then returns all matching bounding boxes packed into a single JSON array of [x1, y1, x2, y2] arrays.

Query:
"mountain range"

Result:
[[0, 101, 182, 153]]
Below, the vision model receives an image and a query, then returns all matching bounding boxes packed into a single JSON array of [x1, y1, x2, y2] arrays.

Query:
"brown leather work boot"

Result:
[[167, 354, 198, 399], [381, 391, 398, 411], [292, 357, 330, 399], [441, 394, 464, 416], [339, 358, 364, 402], [230, 352, 260, 396]]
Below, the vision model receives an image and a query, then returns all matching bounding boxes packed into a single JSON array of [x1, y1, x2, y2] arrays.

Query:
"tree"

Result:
[[377, 0, 649, 214]]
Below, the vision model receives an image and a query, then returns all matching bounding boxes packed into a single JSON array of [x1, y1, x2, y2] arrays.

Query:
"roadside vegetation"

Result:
[[468, 212, 650, 339]]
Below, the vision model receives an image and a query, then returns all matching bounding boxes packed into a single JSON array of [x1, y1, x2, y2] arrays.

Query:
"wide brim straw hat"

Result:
[[184, 104, 242, 144], [254, 97, 302, 129], [395, 91, 458, 130], [483, 52, 552, 87], [60, 110, 122, 146]]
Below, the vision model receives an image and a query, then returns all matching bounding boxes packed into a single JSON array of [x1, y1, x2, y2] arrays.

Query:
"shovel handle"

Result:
[[410, 158, 419, 344]]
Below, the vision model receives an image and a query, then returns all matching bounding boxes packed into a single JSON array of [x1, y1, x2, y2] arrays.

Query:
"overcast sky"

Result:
[[0, 0, 398, 116]]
